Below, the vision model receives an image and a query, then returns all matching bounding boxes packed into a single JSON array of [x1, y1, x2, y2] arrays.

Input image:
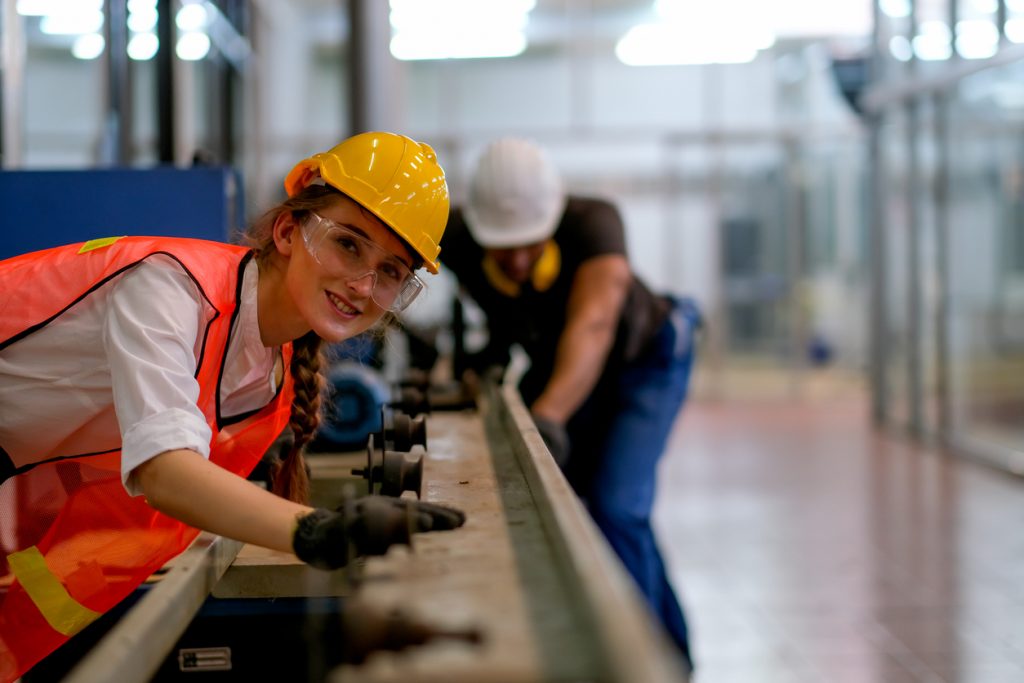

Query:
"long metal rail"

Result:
[[483, 381, 689, 683], [62, 535, 243, 683]]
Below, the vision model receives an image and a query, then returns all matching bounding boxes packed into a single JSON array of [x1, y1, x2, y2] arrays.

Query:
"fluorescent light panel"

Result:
[[71, 32, 105, 60], [389, 0, 534, 60], [617, 0, 775, 66]]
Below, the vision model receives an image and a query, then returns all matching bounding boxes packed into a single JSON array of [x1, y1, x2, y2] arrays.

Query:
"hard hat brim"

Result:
[[463, 204, 563, 250]]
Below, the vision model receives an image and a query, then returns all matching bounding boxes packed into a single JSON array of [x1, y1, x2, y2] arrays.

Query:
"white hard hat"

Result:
[[464, 138, 566, 249]]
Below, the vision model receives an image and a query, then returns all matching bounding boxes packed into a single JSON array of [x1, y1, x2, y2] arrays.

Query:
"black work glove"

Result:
[[292, 495, 466, 570], [532, 414, 570, 468]]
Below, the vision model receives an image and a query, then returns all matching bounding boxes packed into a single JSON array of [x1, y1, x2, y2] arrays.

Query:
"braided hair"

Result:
[[272, 331, 324, 503]]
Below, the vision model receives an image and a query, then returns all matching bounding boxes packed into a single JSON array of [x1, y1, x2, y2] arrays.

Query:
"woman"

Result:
[[0, 131, 463, 680]]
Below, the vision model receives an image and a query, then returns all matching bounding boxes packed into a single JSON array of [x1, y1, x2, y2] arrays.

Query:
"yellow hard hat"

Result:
[[284, 132, 449, 273]]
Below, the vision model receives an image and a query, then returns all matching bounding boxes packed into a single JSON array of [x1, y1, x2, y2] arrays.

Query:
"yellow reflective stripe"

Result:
[[8, 547, 101, 637], [78, 236, 125, 254]]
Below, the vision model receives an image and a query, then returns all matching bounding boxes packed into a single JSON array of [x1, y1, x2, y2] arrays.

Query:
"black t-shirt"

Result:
[[441, 196, 669, 405]]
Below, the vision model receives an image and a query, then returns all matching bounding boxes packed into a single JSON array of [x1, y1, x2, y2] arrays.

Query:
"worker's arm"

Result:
[[530, 253, 631, 423], [133, 448, 466, 569], [134, 448, 313, 554]]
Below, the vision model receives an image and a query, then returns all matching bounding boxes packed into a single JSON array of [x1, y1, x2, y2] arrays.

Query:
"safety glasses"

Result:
[[301, 212, 424, 312]]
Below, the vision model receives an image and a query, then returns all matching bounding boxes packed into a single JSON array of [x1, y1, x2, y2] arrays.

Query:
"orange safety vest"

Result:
[[0, 236, 296, 681]]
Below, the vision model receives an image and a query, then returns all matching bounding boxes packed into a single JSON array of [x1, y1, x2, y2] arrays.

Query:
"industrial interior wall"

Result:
[[20, 8, 867, 370]]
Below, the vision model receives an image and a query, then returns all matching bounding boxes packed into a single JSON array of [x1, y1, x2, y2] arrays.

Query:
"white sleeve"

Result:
[[103, 258, 214, 496]]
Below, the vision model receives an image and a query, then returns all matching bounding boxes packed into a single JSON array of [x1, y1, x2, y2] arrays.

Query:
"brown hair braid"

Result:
[[270, 331, 324, 503]]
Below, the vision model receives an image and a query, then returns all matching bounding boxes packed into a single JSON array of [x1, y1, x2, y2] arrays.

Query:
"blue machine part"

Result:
[[0, 167, 243, 259], [317, 361, 390, 450]]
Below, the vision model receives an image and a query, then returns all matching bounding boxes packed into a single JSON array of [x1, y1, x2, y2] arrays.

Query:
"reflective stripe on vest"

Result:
[[7, 547, 100, 637]]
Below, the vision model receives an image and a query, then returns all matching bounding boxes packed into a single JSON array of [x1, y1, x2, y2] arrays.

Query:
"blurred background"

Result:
[[3, 2, 1024, 680], [4, 0, 1022, 474]]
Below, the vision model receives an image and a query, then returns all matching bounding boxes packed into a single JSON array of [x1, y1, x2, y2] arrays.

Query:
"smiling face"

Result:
[[265, 194, 416, 345]]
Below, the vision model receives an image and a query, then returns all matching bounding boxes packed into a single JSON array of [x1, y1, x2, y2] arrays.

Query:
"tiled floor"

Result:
[[655, 392, 1024, 683]]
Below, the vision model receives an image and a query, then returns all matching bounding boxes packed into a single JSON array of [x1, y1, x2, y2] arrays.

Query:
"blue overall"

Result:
[[564, 296, 700, 671]]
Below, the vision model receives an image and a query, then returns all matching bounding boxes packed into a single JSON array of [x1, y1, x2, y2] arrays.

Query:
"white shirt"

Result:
[[0, 255, 278, 496]]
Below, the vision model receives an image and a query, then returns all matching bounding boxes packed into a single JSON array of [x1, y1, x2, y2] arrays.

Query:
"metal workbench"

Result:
[[61, 381, 689, 683]]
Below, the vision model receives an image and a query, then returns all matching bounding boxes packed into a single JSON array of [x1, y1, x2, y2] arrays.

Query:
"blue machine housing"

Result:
[[0, 166, 244, 258]]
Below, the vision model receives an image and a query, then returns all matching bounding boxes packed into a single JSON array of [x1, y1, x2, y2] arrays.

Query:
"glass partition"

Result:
[[869, 0, 1024, 471], [946, 61, 1024, 467]]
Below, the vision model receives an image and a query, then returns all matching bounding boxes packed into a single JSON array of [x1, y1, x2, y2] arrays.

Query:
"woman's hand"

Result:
[[292, 496, 466, 570]]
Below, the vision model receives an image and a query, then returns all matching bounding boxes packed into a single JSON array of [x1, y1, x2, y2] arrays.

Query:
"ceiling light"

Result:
[[71, 32, 105, 60], [913, 21, 952, 60], [18, 0, 102, 16], [889, 35, 912, 61], [956, 19, 999, 59], [389, 0, 534, 60], [128, 7, 158, 33], [880, 0, 911, 19], [617, 2, 774, 66], [177, 31, 211, 60], [39, 9, 103, 35], [176, 3, 209, 32], [617, 24, 761, 65], [128, 32, 159, 60], [1007, 18, 1024, 42]]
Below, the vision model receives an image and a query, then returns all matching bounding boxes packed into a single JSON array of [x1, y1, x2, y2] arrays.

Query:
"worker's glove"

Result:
[[349, 495, 465, 544], [532, 414, 570, 468], [293, 496, 466, 570]]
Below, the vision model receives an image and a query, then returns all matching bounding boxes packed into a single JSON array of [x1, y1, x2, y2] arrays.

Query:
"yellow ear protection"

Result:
[[482, 240, 561, 297]]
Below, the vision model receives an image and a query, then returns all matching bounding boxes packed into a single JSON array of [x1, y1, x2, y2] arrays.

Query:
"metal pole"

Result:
[[218, 0, 244, 164], [244, 0, 272, 213], [201, 0, 243, 165], [347, 0, 395, 134], [868, 117, 888, 425], [934, 90, 951, 440], [156, 0, 176, 163], [1, 0, 26, 168], [907, 97, 924, 435], [784, 137, 807, 397], [704, 64, 727, 400], [868, 0, 889, 424], [104, 0, 133, 165], [906, 0, 924, 435], [951, 0, 960, 59]]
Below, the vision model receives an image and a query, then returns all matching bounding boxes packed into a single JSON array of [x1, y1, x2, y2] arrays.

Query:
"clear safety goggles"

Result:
[[301, 212, 424, 312]]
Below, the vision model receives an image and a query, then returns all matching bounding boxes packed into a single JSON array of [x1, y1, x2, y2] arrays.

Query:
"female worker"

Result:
[[0, 131, 463, 681]]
